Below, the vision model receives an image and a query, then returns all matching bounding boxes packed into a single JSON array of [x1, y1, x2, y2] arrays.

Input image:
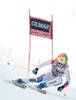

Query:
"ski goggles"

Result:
[[58, 62, 63, 66]]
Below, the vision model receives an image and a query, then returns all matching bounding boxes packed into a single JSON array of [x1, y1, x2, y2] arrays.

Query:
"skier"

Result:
[[15, 53, 70, 92]]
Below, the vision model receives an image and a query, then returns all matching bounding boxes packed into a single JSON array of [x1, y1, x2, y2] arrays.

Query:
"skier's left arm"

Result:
[[63, 67, 70, 87], [57, 67, 71, 92]]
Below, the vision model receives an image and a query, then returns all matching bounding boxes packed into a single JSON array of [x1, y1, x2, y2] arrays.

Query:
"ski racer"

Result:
[[15, 53, 71, 92]]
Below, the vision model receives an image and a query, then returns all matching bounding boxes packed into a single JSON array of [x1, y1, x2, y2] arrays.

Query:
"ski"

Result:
[[27, 83, 47, 94], [3, 79, 46, 94], [3, 79, 27, 89]]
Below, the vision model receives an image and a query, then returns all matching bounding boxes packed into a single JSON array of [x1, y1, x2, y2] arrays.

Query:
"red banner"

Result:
[[30, 17, 53, 39]]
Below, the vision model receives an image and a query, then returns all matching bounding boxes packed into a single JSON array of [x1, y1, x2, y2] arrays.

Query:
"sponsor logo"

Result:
[[49, 81, 56, 84], [31, 18, 51, 32]]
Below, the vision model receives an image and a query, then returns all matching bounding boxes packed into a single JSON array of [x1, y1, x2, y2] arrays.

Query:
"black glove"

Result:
[[57, 86, 64, 92], [32, 68, 39, 75]]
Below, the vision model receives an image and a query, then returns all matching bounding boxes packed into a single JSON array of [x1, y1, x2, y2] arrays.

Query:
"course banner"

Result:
[[30, 17, 53, 39]]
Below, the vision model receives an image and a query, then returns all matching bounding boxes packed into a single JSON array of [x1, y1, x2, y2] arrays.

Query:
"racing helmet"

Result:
[[57, 53, 68, 65]]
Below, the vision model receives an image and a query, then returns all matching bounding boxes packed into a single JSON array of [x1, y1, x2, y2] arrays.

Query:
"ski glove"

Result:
[[57, 86, 64, 92], [32, 68, 39, 75]]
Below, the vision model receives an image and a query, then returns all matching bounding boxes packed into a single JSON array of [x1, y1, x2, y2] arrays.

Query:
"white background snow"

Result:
[[0, 0, 76, 100]]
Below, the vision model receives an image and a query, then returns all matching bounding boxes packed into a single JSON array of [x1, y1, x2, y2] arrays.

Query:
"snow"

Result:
[[0, 46, 76, 100], [0, 0, 76, 100], [0, 61, 76, 100]]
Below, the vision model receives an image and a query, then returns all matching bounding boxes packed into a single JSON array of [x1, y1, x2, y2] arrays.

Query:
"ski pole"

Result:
[[7, 63, 32, 71]]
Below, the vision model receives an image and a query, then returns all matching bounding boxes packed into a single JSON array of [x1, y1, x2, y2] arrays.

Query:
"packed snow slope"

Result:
[[0, 62, 76, 100]]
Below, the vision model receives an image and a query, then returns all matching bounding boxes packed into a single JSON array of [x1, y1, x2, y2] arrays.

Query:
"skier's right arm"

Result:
[[32, 60, 52, 75]]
